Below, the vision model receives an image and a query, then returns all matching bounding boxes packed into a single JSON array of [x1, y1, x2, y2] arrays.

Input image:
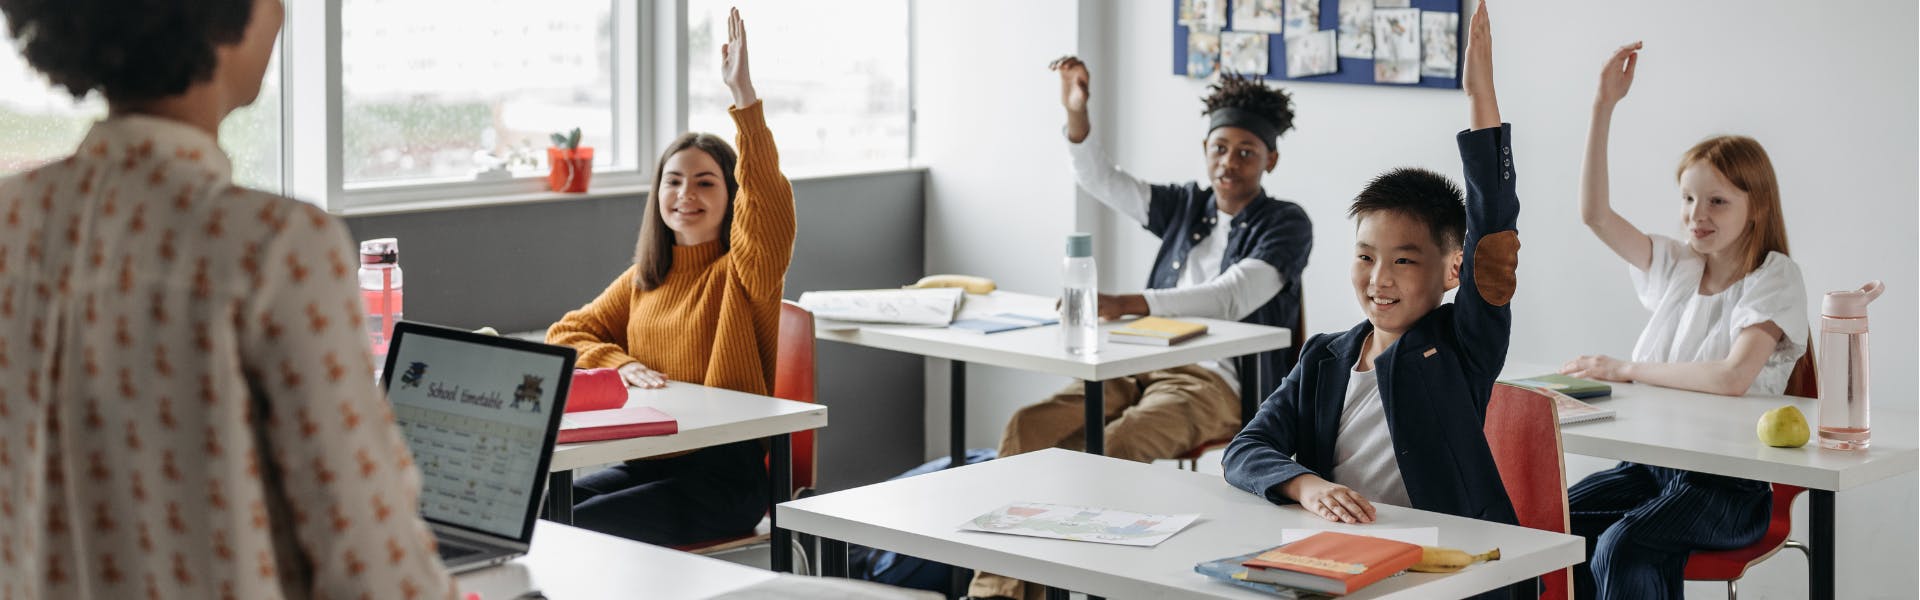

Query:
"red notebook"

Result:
[[1239, 531, 1422, 595], [557, 406, 678, 443]]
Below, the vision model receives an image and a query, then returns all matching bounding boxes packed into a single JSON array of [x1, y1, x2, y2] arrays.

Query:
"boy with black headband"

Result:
[[965, 66, 1312, 600], [1225, 3, 1527, 598]]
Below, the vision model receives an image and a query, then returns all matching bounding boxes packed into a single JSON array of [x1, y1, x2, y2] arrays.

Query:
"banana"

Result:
[[1408, 546, 1501, 573], [905, 274, 996, 295]]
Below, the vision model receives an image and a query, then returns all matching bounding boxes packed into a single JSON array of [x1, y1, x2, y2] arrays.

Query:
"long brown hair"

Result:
[[1676, 135, 1789, 275], [634, 132, 739, 291]]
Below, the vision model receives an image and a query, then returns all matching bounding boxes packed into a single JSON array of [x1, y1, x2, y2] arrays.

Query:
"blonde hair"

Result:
[[1676, 135, 1789, 275]]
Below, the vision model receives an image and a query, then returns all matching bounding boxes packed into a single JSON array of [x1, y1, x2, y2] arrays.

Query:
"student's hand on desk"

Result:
[[1096, 293, 1147, 321], [1561, 354, 1630, 382], [1285, 475, 1377, 524], [618, 362, 669, 389]]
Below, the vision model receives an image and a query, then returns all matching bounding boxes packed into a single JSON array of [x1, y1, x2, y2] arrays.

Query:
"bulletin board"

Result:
[[1172, 0, 1463, 90]]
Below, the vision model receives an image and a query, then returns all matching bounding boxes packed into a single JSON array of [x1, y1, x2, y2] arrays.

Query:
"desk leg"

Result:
[[544, 471, 573, 524], [1044, 587, 1070, 600], [821, 537, 849, 578], [771, 433, 793, 573], [1810, 489, 1834, 600], [951, 360, 967, 469], [1084, 380, 1104, 456]]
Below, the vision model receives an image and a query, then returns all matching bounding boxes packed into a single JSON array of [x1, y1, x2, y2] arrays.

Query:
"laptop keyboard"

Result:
[[438, 541, 485, 562]]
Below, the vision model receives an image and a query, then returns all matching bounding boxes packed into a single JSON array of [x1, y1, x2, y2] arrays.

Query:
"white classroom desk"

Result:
[[815, 291, 1291, 467], [1501, 362, 1919, 600], [778, 448, 1584, 600], [542, 382, 827, 574], [458, 521, 778, 600]]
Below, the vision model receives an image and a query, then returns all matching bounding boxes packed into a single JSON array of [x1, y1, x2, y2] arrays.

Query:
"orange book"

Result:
[[1238, 531, 1422, 595]]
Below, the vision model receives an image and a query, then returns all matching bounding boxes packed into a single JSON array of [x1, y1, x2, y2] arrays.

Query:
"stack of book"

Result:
[[1194, 531, 1421, 597], [1108, 317, 1208, 346]]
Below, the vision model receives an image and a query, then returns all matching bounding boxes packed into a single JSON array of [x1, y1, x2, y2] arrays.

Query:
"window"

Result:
[[0, 15, 284, 193], [339, 0, 628, 189], [685, 0, 910, 175]]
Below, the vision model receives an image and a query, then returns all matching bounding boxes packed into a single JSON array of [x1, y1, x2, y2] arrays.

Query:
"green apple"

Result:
[[1756, 405, 1811, 448]]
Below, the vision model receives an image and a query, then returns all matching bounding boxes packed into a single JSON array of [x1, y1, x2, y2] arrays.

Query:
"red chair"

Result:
[[1178, 297, 1307, 471], [1681, 346, 1816, 599], [1484, 383, 1573, 600], [674, 301, 818, 569]]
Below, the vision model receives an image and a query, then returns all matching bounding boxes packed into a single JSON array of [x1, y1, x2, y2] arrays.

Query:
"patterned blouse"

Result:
[[0, 115, 453, 599]]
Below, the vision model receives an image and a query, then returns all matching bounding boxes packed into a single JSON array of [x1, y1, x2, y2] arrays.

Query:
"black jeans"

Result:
[[571, 440, 770, 547]]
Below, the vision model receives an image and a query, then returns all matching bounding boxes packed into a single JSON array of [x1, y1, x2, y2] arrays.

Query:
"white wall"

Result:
[[912, 0, 1089, 458], [1085, 1, 1918, 598]]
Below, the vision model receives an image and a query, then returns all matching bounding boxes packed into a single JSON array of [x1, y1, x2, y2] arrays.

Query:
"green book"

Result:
[[1500, 373, 1612, 399]]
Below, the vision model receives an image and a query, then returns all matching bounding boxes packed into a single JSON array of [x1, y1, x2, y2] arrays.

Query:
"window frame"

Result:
[[288, 0, 655, 213]]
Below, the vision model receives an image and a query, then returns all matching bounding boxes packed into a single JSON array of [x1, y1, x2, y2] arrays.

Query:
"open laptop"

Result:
[[380, 321, 576, 573]]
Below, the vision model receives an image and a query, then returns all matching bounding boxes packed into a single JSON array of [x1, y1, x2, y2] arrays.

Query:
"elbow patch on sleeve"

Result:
[[1474, 230, 1520, 306]]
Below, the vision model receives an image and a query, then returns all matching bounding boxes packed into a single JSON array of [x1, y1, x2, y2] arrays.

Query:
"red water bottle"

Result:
[[359, 238, 404, 373]]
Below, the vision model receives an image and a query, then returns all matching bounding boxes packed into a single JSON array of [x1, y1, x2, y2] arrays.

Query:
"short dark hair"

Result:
[[1201, 72, 1296, 139], [1, 0, 256, 102], [633, 132, 739, 291], [1348, 168, 1466, 250]]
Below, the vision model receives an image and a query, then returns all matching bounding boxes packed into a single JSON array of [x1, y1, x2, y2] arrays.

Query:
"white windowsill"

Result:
[[332, 165, 927, 218]]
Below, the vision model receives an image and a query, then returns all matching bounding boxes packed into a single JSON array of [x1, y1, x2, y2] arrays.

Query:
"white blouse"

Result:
[[1629, 234, 1809, 396], [0, 116, 452, 599]]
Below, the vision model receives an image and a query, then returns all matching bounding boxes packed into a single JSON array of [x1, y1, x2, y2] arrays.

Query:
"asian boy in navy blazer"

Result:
[[1224, 3, 1526, 596]]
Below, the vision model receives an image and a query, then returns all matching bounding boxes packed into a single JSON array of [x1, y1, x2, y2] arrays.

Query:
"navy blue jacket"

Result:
[[1223, 125, 1522, 526], [1140, 184, 1312, 391]]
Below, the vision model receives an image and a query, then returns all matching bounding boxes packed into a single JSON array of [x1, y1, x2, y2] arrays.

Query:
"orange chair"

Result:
[[1178, 297, 1306, 471], [1484, 383, 1573, 600], [1681, 346, 1816, 599], [674, 301, 819, 570]]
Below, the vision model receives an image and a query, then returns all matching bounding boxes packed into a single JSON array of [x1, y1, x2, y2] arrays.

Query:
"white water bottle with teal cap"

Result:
[[1062, 233, 1098, 356]]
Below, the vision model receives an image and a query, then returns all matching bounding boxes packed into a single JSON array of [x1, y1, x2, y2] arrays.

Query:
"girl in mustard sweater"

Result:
[[546, 8, 795, 546]]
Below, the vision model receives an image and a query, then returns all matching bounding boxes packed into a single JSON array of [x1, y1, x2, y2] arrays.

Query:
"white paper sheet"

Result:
[[960, 502, 1202, 547], [1279, 526, 1438, 547]]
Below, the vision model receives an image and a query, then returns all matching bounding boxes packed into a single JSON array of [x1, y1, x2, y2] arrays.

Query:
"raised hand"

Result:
[[1596, 42, 1642, 109], [1463, 0, 1499, 130], [722, 7, 757, 108], [1049, 55, 1094, 143]]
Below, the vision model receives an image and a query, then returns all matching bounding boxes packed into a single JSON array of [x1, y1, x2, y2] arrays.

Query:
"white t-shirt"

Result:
[[1330, 366, 1411, 507], [1630, 234, 1810, 396]]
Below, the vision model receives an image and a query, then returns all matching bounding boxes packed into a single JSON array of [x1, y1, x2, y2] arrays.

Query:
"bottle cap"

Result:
[[1822, 280, 1884, 318], [1066, 233, 1093, 258], [360, 238, 398, 265]]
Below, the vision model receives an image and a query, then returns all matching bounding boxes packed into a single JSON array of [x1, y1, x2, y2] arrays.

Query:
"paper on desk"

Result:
[[1279, 526, 1438, 547], [953, 291, 1059, 322], [798, 288, 963, 326], [960, 502, 1200, 547]]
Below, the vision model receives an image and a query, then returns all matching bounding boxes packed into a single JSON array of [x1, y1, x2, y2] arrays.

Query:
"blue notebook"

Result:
[[949, 313, 1058, 334], [1193, 550, 1329, 599]]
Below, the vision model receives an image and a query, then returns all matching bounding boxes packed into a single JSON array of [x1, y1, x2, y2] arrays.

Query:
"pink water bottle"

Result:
[[359, 238, 404, 371], [1816, 280, 1883, 450]]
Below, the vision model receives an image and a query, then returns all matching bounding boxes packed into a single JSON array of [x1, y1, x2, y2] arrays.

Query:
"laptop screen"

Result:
[[381, 322, 574, 541]]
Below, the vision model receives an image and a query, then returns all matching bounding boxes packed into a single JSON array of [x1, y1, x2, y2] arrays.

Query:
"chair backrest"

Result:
[[776, 300, 818, 494], [1484, 383, 1572, 600], [1784, 337, 1817, 399]]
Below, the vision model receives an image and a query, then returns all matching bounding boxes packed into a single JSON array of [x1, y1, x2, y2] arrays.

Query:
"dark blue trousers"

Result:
[[1568, 462, 1771, 600], [571, 440, 769, 547]]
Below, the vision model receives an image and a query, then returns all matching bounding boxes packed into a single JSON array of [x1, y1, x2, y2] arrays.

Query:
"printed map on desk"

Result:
[[959, 502, 1200, 547]]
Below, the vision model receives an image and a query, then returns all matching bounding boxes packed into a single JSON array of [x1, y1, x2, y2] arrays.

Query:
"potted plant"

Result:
[[547, 127, 593, 193]]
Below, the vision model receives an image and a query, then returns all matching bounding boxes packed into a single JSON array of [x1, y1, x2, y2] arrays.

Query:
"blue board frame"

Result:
[[1173, 0, 1462, 89]]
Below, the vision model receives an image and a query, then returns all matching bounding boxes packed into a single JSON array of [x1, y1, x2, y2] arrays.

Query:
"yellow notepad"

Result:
[[1109, 317, 1208, 346]]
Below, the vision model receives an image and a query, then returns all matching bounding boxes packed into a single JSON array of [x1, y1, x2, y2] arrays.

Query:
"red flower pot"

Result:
[[547, 146, 594, 193]]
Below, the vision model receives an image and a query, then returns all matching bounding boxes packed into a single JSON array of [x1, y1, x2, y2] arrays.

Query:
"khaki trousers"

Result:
[[968, 364, 1240, 600]]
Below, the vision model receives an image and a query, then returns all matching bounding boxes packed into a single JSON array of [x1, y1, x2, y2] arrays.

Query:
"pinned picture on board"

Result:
[[1187, 28, 1221, 78], [1222, 31, 1270, 75], [1233, 0, 1284, 33], [1371, 7, 1421, 83], [1337, 0, 1374, 59], [1284, 0, 1320, 35], [1183, 0, 1227, 31], [1420, 11, 1459, 79], [1374, 0, 1411, 7], [1286, 30, 1339, 78]]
